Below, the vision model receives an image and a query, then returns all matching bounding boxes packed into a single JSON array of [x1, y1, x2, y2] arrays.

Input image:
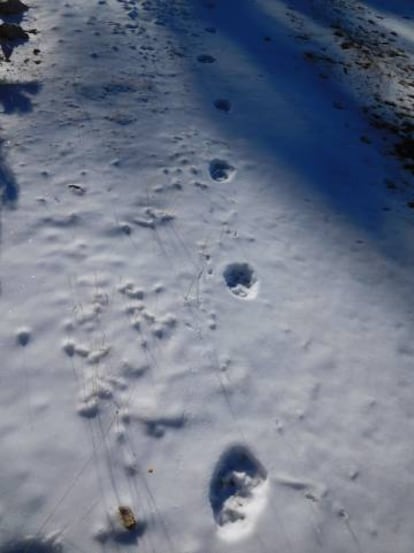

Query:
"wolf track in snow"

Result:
[[209, 445, 268, 541]]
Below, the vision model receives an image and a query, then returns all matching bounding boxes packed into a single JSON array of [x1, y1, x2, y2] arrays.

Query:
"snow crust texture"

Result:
[[1, 0, 414, 552]]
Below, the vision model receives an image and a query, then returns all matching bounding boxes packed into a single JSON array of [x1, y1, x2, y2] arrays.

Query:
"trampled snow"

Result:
[[1, 1, 414, 553]]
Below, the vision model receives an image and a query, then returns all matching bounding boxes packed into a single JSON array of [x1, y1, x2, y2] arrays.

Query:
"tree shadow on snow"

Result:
[[150, 0, 413, 255], [361, 0, 414, 19], [0, 81, 40, 115], [1, 35, 28, 63], [0, 2, 31, 61], [0, 81, 40, 207], [0, 537, 61, 553]]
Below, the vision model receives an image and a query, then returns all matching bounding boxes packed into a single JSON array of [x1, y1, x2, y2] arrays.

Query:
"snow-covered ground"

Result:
[[1, 1, 414, 553]]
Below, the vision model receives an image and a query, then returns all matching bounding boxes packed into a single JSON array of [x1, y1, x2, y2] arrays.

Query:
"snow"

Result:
[[0, 1, 414, 553]]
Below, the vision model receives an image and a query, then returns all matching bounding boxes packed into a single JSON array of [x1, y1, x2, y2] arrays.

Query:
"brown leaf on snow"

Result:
[[118, 505, 137, 531]]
